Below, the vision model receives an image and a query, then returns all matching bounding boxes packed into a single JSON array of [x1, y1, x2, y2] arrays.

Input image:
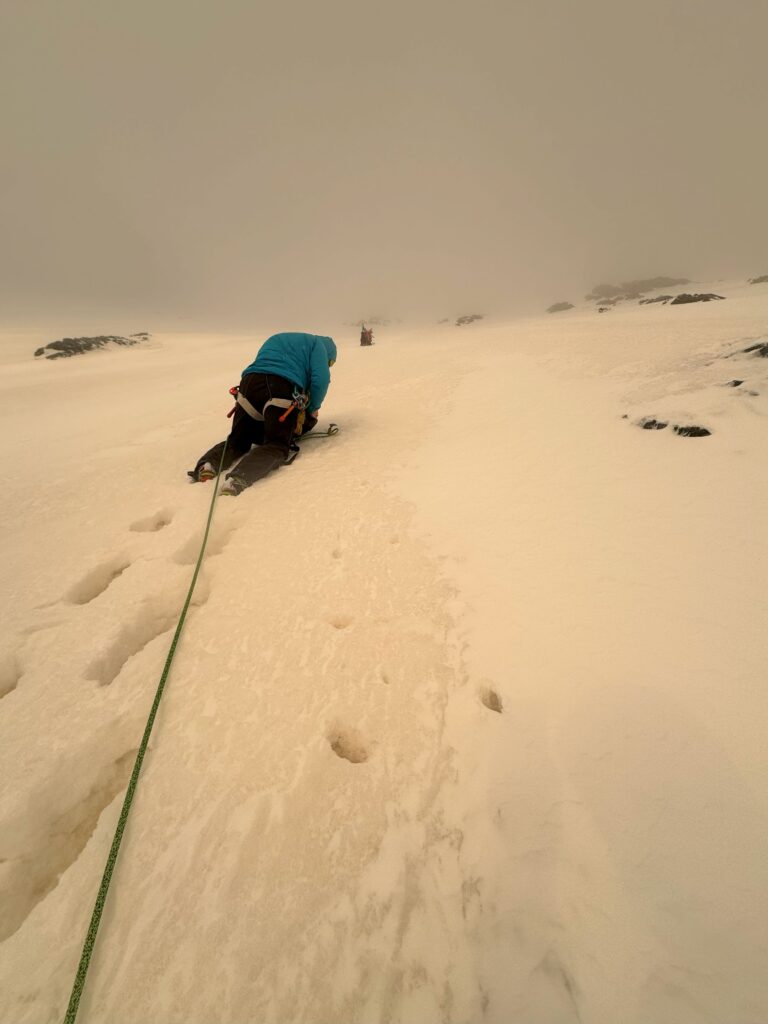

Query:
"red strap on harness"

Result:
[[227, 385, 239, 418]]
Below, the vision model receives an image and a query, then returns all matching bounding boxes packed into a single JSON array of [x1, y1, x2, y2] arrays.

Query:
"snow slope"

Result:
[[1, 284, 767, 1023]]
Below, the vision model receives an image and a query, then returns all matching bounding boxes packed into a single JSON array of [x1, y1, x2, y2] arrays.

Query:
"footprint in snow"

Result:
[[129, 508, 174, 533], [328, 726, 371, 764], [0, 747, 137, 942], [0, 651, 22, 699], [480, 686, 503, 714], [86, 592, 197, 686], [65, 555, 132, 605], [173, 521, 236, 565]]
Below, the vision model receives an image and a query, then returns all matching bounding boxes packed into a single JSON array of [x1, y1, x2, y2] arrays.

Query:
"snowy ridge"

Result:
[[1, 284, 767, 1022]]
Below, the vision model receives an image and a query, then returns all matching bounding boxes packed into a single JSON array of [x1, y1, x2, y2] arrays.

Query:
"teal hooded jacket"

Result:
[[242, 332, 337, 410]]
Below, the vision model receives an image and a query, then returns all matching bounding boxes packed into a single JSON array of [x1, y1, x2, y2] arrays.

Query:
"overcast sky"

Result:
[[1, 0, 766, 328]]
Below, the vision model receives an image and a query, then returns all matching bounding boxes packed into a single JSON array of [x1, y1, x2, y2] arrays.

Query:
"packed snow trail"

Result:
[[0, 329, 487, 1022], [1, 285, 768, 1022]]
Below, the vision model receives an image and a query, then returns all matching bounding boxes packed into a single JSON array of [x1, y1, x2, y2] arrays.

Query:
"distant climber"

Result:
[[190, 332, 337, 495], [360, 325, 373, 346]]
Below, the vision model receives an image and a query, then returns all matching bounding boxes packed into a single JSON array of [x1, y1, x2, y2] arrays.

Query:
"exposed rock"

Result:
[[455, 314, 484, 326], [638, 417, 668, 430], [669, 293, 725, 305], [725, 379, 759, 396], [33, 334, 150, 360], [590, 291, 639, 304], [673, 425, 711, 437], [743, 342, 768, 357], [546, 302, 574, 313], [639, 295, 673, 305], [598, 306, 611, 313], [636, 416, 711, 436], [748, 275, 768, 284]]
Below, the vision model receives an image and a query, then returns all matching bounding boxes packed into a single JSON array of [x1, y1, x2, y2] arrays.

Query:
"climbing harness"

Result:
[[279, 389, 310, 434], [62, 442, 228, 1024], [228, 384, 309, 434]]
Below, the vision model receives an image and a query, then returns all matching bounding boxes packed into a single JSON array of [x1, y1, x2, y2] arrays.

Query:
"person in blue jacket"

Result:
[[191, 332, 337, 495]]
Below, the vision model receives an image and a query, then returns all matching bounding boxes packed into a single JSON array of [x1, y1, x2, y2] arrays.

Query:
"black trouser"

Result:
[[195, 373, 302, 489]]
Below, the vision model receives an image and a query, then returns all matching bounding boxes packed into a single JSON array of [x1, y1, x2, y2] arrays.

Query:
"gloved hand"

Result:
[[301, 412, 319, 435]]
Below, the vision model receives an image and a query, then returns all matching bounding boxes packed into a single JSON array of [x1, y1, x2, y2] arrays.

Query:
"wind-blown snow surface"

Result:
[[1, 284, 767, 1023]]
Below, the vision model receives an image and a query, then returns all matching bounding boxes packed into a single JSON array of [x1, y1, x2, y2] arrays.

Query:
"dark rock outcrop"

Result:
[[455, 314, 484, 326], [638, 417, 668, 430], [34, 334, 149, 360], [669, 293, 725, 305], [743, 342, 768, 357], [748, 275, 768, 284], [546, 302, 574, 313], [639, 295, 673, 305], [635, 416, 711, 436], [673, 425, 711, 437]]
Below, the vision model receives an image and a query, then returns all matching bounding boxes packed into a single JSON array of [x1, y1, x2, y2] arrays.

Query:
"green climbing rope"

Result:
[[63, 444, 228, 1024]]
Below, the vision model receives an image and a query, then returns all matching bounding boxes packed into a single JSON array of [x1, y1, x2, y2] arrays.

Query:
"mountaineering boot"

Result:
[[198, 462, 216, 482], [220, 475, 246, 496], [284, 442, 301, 465]]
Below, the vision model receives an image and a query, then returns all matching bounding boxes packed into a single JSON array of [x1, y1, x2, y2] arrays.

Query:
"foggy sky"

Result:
[[1, 0, 767, 327]]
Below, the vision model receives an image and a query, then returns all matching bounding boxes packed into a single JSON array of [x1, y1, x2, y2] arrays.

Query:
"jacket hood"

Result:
[[321, 336, 337, 363]]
